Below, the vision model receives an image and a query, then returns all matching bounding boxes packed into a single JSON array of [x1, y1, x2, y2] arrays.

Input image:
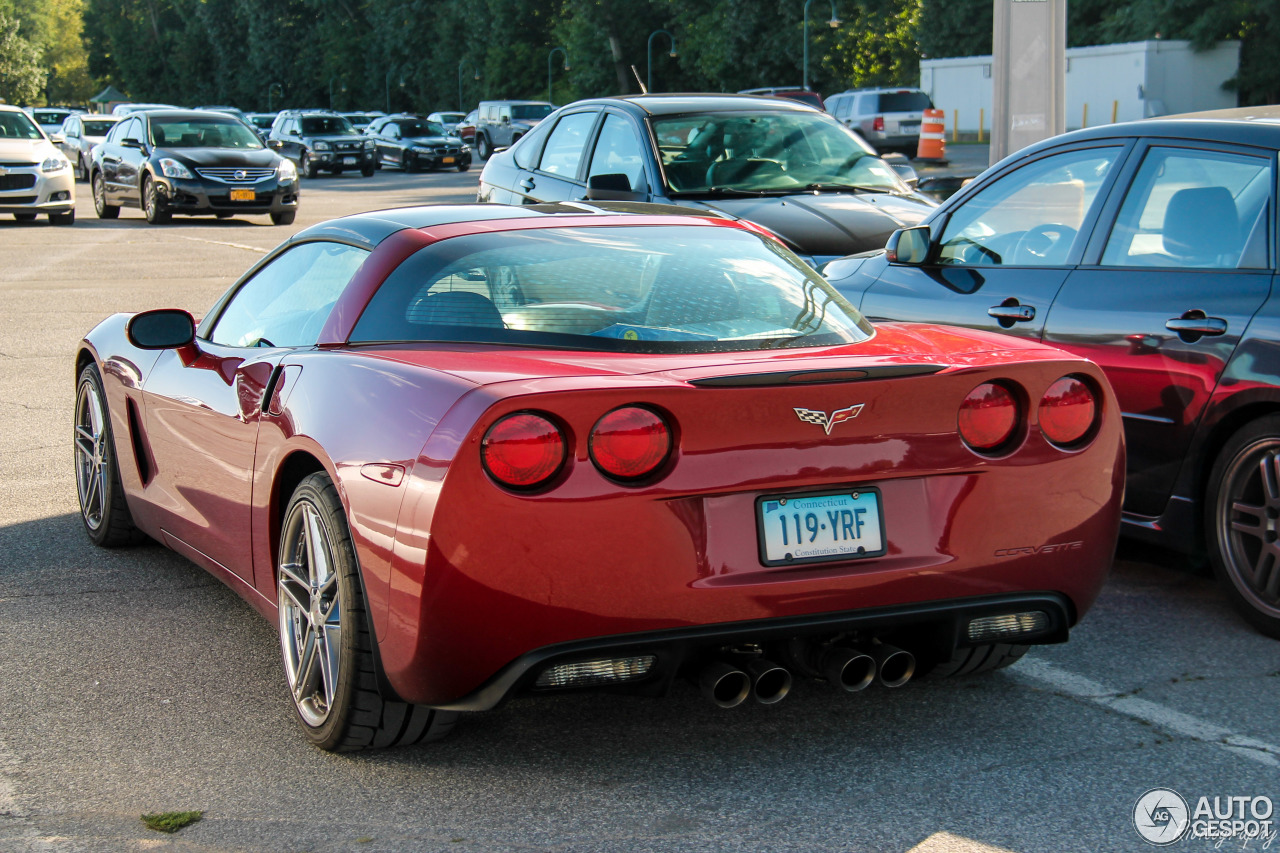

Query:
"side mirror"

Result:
[[585, 173, 646, 202], [289, 128, 299, 136], [268, 139, 284, 150], [50, 133, 65, 145], [121, 138, 143, 149], [885, 226, 931, 265], [126, 309, 196, 350], [501, 115, 510, 124]]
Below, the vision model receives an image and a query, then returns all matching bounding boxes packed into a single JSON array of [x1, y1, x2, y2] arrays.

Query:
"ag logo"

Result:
[[793, 404, 864, 435], [234, 169, 247, 180], [1133, 788, 1190, 845], [622, 329, 640, 341]]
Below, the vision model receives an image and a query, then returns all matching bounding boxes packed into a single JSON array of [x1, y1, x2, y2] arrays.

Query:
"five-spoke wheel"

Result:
[[74, 364, 141, 546]]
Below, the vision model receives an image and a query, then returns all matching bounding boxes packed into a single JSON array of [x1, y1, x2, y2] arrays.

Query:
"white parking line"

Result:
[[1013, 658, 1280, 767], [172, 235, 269, 254]]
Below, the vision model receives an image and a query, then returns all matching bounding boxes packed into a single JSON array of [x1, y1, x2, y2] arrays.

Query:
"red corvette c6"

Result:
[[74, 203, 1124, 751]]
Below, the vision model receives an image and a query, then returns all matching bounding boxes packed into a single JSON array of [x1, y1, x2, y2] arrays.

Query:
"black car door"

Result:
[[856, 142, 1131, 340], [1042, 140, 1275, 518], [116, 116, 150, 202], [99, 118, 135, 199]]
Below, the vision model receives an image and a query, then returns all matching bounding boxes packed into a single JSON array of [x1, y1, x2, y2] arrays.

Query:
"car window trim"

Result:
[[588, 108, 657, 196], [533, 108, 603, 185], [1080, 138, 1276, 271], [928, 138, 1136, 270]]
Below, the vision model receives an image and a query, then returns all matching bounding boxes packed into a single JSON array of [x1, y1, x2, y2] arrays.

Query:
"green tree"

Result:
[[0, 12, 46, 104]]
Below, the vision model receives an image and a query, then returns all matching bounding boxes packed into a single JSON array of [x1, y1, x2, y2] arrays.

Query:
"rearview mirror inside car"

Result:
[[126, 309, 196, 350], [886, 226, 931, 265]]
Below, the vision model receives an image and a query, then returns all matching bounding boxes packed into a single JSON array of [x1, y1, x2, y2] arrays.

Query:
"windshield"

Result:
[[33, 111, 69, 125], [434, 113, 465, 124], [351, 225, 872, 353], [249, 115, 275, 129], [0, 112, 43, 140], [83, 119, 117, 136], [512, 104, 553, 121], [300, 116, 358, 136], [150, 118, 263, 149], [652, 111, 906, 195], [400, 120, 446, 138]]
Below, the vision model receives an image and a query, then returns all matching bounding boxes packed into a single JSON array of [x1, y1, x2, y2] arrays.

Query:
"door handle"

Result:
[[987, 303, 1035, 322], [518, 178, 535, 191], [1166, 310, 1227, 338]]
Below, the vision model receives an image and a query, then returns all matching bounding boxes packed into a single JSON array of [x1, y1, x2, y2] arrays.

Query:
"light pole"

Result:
[[547, 47, 570, 105], [328, 75, 340, 110], [386, 65, 408, 114], [458, 59, 480, 112], [647, 30, 677, 93], [802, 0, 841, 92], [268, 82, 283, 113]]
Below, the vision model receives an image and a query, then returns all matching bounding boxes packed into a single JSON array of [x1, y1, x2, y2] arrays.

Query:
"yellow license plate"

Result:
[[442, 157, 455, 164], [230, 189, 255, 201]]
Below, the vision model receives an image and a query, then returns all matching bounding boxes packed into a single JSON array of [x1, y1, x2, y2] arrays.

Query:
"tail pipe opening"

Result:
[[746, 658, 792, 705], [872, 643, 915, 688], [699, 662, 751, 708], [821, 647, 876, 693]]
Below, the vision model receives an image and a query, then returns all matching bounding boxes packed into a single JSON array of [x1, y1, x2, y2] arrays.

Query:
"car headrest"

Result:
[[1164, 186, 1238, 263], [406, 290, 505, 329]]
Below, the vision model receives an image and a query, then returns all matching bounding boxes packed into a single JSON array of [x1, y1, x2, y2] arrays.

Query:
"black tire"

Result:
[[476, 133, 490, 160], [302, 153, 319, 179], [457, 161, 470, 172], [1205, 415, 1280, 639], [270, 210, 296, 226], [13, 213, 36, 221], [277, 473, 459, 751], [74, 363, 145, 547], [920, 643, 1029, 679], [142, 176, 171, 224], [77, 154, 88, 182], [50, 209, 75, 225], [361, 163, 375, 177], [215, 212, 233, 219], [92, 172, 119, 219]]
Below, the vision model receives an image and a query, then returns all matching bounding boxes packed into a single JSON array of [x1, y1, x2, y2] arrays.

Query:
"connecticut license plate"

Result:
[[229, 189, 255, 201], [442, 156, 455, 164], [757, 489, 885, 566], [343, 156, 357, 165]]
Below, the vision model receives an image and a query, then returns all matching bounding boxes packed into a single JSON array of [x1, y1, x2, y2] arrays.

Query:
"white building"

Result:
[[919, 39, 1240, 135]]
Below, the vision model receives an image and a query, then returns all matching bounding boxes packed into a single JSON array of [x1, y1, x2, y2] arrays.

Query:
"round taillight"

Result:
[[482, 412, 566, 489], [958, 382, 1019, 452], [1039, 376, 1097, 447], [589, 406, 672, 481]]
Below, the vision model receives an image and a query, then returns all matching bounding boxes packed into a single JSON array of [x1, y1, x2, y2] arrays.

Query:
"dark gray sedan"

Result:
[[365, 114, 471, 172], [477, 94, 935, 266]]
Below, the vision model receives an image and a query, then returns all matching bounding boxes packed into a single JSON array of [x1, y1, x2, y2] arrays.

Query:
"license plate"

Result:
[[442, 156, 455, 164], [757, 489, 885, 566], [229, 189, 255, 201], [343, 156, 357, 165], [900, 122, 920, 132]]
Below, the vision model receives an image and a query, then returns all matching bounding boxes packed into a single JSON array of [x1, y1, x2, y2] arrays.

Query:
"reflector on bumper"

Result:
[[534, 656, 656, 688], [967, 611, 1050, 642]]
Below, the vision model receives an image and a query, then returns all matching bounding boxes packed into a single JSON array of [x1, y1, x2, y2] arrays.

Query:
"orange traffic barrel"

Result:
[[916, 109, 947, 162]]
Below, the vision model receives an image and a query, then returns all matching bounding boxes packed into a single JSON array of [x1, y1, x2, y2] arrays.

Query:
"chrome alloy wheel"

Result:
[[73, 379, 108, 531], [1218, 438, 1280, 620], [278, 501, 344, 727]]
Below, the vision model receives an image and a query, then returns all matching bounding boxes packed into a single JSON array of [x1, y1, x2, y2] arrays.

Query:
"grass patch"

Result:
[[141, 810, 204, 833]]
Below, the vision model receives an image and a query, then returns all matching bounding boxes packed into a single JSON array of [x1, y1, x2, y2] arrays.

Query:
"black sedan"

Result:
[[822, 107, 1280, 638], [365, 115, 471, 172], [90, 110, 299, 225], [477, 94, 935, 266]]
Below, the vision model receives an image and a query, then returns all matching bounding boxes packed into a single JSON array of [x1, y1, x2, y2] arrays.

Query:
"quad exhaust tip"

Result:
[[821, 647, 877, 693], [747, 658, 792, 705], [699, 661, 751, 708], [872, 643, 915, 688]]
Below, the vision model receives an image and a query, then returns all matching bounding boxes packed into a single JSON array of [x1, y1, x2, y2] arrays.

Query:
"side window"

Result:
[[209, 242, 370, 348], [937, 147, 1121, 266], [511, 117, 554, 170], [1100, 147, 1272, 270], [587, 113, 647, 192], [121, 119, 144, 144], [537, 111, 597, 177]]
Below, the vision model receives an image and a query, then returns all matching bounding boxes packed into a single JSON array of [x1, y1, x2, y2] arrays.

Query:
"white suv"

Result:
[[0, 105, 75, 225], [825, 88, 933, 155]]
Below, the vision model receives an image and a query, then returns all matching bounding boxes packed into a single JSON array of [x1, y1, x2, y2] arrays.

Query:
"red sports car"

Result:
[[74, 203, 1124, 751]]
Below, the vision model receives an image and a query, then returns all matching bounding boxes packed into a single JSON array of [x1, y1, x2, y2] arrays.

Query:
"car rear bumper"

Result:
[[432, 591, 1074, 710]]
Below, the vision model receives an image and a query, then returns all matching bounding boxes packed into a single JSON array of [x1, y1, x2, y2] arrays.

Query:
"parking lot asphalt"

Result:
[[1, 168, 1277, 853]]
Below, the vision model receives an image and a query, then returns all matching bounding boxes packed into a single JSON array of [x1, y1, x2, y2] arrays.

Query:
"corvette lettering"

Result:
[[794, 404, 865, 435], [995, 541, 1084, 557]]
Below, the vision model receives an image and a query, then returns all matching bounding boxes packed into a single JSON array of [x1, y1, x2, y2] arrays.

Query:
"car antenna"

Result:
[[631, 65, 649, 95]]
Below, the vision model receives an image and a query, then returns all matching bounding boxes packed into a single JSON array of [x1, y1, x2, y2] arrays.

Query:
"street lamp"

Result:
[[386, 65, 409, 113], [647, 30, 677, 93], [548, 47, 570, 105], [267, 82, 283, 113], [328, 75, 341, 110], [802, 0, 841, 92], [458, 59, 480, 113]]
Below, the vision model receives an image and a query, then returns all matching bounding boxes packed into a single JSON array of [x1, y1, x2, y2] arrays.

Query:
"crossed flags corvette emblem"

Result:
[[793, 404, 865, 435]]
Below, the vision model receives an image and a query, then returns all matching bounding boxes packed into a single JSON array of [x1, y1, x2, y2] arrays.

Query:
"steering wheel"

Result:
[[945, 236, 1002, 266], [1012, 223, 1078, 265]]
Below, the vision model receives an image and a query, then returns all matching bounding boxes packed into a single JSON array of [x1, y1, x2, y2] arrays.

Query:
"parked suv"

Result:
[[268, 110, 376, 178], [473, 100, 554, 159], [825, 87, 933, 155]]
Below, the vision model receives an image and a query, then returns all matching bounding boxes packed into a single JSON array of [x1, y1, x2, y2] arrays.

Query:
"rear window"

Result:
[[351, 225, 872, 353], [876, 92, 933, 113], [82, 119, 117, 136], [512, 104, 554, 121]]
